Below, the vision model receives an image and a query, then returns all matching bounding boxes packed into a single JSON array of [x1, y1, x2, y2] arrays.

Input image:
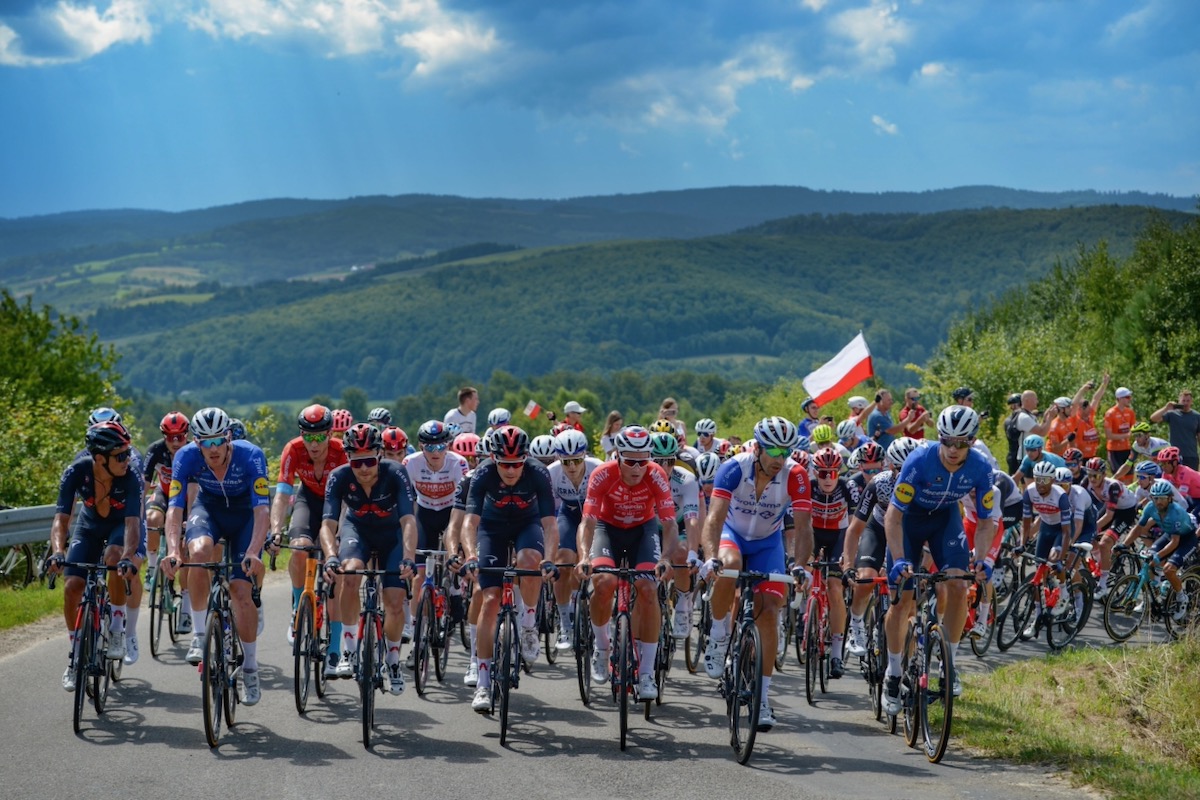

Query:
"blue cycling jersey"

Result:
[[1017, 451, 1066, 476], [891, 444, 995, 517], [169, 440, 271, 511], [1138, 500, 1195, 537]]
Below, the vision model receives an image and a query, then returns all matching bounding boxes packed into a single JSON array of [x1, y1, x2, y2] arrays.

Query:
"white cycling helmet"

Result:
[[886, 437, 921, 470], [1054, 467, 1073, 484], [847, 396, 868, 411], [836, 420, 857, 441], [191, 407, 231, 439], [753, 416, 799, 450], [696, 452, 720, 483], [554, 429, 589, 457], [614, 425, 652, 454], [846, 449, 861, 471], [487, 407, 511, 427], [936, 405, 980, 438], [87, 407, 123, 426], [1032, 460, 1058, 480], [694, 418, 717, 436], [529, 435, 557, 461]]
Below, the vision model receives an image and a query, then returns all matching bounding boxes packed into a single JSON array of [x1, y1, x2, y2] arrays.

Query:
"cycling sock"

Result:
[[950, 638, 961, 664], [521, 607, 537, 630], [592, 622, 611, 651], [477, 660, 491, 690], [558, 603, 571, 627], [111, 605, 127, 633], [978, 602, 991, 621], [760, 674, 771, 701], [329, 621, 343, 654], [886, 651, 902, 677], [469, 624, 478, 659], [241, 640, 258, 672], [192, 609, 207, 635], [638, 640, 656, 671], [850, 613, 864, 628], [127, 605, 140, 633], [147, 553, 159, 571], [292, 587, 302, 609], [180, 589, 190, 612], [831, 634, 844, 660], [386, 638, 401, 666], [343, 629, 358, 656], [710, 617, 728, 642]]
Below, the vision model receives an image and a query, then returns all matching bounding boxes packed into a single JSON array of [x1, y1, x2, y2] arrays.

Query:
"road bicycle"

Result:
[[51, 561, 125, 733], [684, 574, 713, 675], [802, 556, 842, 705], [146, 527, 183, 658], [573, 576, 595, 705], [851, 573, 890, 723], [996, 543, 1094, 652], [412, 548, 452, 695], [589, 564, 658, 751], [275, 542, 332, 714], [1103, 547, 1200, 641], [190, 552, 247, 748], [477, 564, 545, 746]]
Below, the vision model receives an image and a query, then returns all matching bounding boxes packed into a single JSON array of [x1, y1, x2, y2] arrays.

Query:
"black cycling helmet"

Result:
[[367, 407, 392, 426], [86, 421, 131, 455], [298, 404, 333, 433], [952, 386, 974, 401]]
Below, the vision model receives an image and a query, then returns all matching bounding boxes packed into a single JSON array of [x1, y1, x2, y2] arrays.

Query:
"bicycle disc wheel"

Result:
[[294, 596, 315, 714], [1046, 580, 1090, 650], [149, 574, 165, 657], [413, 592, 432, 697], [616, 613, 631, 751], [730, 623, 763, 765], [996, 583, 1036, 652], [360, 615, 376, 748], [1102, 574, 1146, 642], [498, 616, 514, 746], [434, 591, 451, 682], [72, 618, 90, 734], [94, 607, 112, 714], [803, 599, 819, 705], [920, 622, 953, 763], [1166, 573, 1200, 639], [315, 597, 331, 699], [902, 622, 920, 749], [202, 615, 225, 747], [574, 592, 594, 705]]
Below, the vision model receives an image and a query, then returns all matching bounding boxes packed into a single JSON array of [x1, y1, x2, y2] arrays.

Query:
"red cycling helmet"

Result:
[[549, 421, 571, 437], [381, 426, 409, 452], [1156, 446, 1181, 465], [1085, 457, 1107, 473], [331, 409, 353, 433], [160, 412, 190, 437], [489, 425, 529, 460], [1062, 447, 1083, 464], [344, 423, 381, 453], [451, 432, 479, 458], [298, 404, 333, 433], [857, 441, 884, 465], [812, 447, 843, 472], [791, 449, 811, 469]]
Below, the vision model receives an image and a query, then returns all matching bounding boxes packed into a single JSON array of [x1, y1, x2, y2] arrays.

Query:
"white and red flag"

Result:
[[802, 332, 874, 406], [523, 400, 543, 419]]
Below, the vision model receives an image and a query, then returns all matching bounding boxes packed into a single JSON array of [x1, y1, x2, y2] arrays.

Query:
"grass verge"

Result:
[[958, 636, 1200, 800]]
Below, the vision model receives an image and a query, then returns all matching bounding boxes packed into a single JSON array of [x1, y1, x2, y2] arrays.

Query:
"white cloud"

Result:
[[871, 114, 898, 135], [919, 61, 950, 78], [1105, 1, 1158, 43], [396, 18, 498, 77], [0, 0, 153, 66], [829, 0, 911, 71], [801, 0, 830, 11]]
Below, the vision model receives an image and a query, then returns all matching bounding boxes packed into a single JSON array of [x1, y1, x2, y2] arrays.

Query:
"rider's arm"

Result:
[[318, 517, 339, 560], [577, 516, 596, 566], [462, 514, 481, 561], [400, 513, 417, 563], [443, 508, 465, 556], [792, 510, 814, 568], [541, 515, 559, 564], [50, 513, 70, 557], [700, 495, 729, 561], [270, 485, 292, 538], [659, 517, 680, 563]]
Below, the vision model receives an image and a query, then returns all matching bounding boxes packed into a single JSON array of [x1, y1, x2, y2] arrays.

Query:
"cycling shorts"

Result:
[[185, 497, 257, 583], [146, 487, 169, 515], [899, 506, 970, 579], [65, 518, 148, 579], [1073, 508, 1097, 546], [854, 519, 888, 572], [590, 519, 660, 573], [813, 527, 845, 579], [1034, 521, 1064, 560], [416, 505, 452, 556], [477, 521, 545, 591], [338, 518, 408, 591], [719, 525, 786, 599], [286, 486, 324, 542], [556, 510, 580, 554], [1101, 506, 1138, 541]]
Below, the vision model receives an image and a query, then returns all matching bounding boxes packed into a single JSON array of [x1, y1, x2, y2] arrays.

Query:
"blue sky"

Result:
[[1, 0, 1197, 218]]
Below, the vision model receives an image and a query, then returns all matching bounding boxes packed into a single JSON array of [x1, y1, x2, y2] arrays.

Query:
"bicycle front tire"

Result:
[[730, 622, 763, 765], [149, 573, 166, 657], [360, 614, 377, 749], [902, 621, 920, 749], [996, 582, 1036, 652], [294, 595, 315, 714], [94, 605, 112, 713], [72, 611, 90, 734], [434, 589, 451, 682], [616, 612, 632, 751], [920, 622, 954, 763], [803, 598, 819, 705], [497, 615, 515, 746], [413, 591, 433, 696], [1102, 574, 1147, 642], [202, 615, 226, 747]]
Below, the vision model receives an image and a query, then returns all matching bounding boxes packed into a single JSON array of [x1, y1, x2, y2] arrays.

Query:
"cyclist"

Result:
[[461, 426, 558, 712], [844, 437, 919, 656], [696, 452, 720, 501], [1154, 447, 1200, 513], [482, 408, 512, 439], [1119, 478, 1196, 619], [331, 409, 353, 442], [1084, 457, 1138, 598], [648, 432, 703, 637], [529, 435, 558, 467], [320, 424, 417, 694], [1061, 447, 1086, 485], [837, 419, 867, 452], [694, 418, 725, 455], [367, 407, 392, 430], [403, 420, 470, 644], [546, 429, 603, 651], [847, 441, 885, 495], [1011, 434, 1066, 487], [444, 436, 490, 687], [381, 426, 409, 463], [809, 446, 860, 677], [961, 467, 1020, 640], [1128, 460, 1187, 510], [452, 432, 481, 470], [142, 412, 190, 594], [1129, 422, 1170, 461], [811, 423, 851, 465], [268, 405, 348, 671], [701, 416, 813, 730], [576, 426, 679, 702], [159, 407, 271, 706], [884, 405, 996, 712], [48, 422, 144, 689]]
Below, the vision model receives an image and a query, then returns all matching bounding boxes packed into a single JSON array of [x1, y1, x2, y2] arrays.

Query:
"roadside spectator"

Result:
[[798, 397, 824, 440], [563, 400, 587, 433], [1104, 387, 1136, 471], [444, 386, 479, 434], [1003, 393, 1024, 474], [658, 397, 685, 437], [867, 389, 906, 449], [1014, 390, 1056, 462], [599, 410, 624, 456], [846, 395, 876, 439], [1072, 375, 1108, 461], [898, 388, 931, 439], [1150, 390, 1200, 470], [1046, 396, 1077, 455]]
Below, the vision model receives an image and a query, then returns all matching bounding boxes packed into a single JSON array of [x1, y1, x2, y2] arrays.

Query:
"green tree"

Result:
[[339, 386, 370, 422]]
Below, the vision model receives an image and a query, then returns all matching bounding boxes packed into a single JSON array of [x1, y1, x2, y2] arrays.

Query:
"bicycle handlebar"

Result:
[[718, 569, 795, 584]]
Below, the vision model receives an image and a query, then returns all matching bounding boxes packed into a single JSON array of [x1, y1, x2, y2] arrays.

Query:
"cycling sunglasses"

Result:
[[302, 433, 328, 444], [197, 436, 228, 449], [350, 457, 379, 469]]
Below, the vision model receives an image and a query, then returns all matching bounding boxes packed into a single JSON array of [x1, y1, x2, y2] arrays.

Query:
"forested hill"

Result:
[[101, 205, 1192, 404], [2, 185, 1193, 312]]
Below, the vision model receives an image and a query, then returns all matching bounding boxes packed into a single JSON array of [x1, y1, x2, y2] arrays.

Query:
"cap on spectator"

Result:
[[952, 387, 974, 401], [1115, 387, 1133, 399], [564, 401, 587, 414], [848, 396, 868, 410], [1007, 394, 1021, 405], [1054, 396, 1072, 408]]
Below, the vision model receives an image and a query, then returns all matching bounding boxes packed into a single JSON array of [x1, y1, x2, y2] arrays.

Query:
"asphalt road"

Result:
[[0, 580, 1117, 800]]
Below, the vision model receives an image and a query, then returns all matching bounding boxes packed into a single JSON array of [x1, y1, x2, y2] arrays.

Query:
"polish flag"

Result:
[[802, 332, 874, 406], [523, 400, 542, 419]]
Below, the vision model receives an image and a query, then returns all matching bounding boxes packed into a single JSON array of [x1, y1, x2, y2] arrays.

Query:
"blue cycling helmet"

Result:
[[1022, 434, 1046, 451], [1149, 479, 1174, 498], [1134, 460, 1163, 479]]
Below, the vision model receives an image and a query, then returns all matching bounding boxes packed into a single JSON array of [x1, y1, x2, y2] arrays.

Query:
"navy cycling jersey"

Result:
[[854, 468, 897, 527], [466, 457, 555, 525], [56, 454, 143, 524], [169, 440, 271, 511], [992, 470, 1020, 509], [891, 445, 995, 516], [323, 460, 415, 526], [142, 439, 175, 493], [453, 468, 476, 512]]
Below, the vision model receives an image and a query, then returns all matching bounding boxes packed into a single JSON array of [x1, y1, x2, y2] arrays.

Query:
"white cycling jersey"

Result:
[[668, 465, 701, 523], [712, 451, 811, 542], [546, 456, 603, 512], [402, 451, 468, 511]]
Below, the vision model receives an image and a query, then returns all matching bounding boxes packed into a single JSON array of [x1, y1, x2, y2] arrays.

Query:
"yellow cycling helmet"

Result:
[[811, 423, 836, 445], [648, 418, 677, 435]]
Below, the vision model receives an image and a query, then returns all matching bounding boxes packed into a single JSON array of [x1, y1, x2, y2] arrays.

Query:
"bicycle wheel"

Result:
[[775, 590, 794, 671], [730, 622, 763, 764], [868, 602, 886, 721], [434, 590, 451, 682], [72, 613, 91, 734], [1102, 574, 1147, 642], [293, 595, 315, 714], [803, 598, 819, 705], [413, 591, 433, 697], [314, 595, 331, 699], [1109, 550, 1140, 585], [0, 544, 34, 587], [149, 573, 166, 657], [539, 583, 560, 666], [202, 615, 226, 747], [360, 614, 377, 748], [459, 579, 473, 650], [685, 584, 709, 674], [94, 606, 112, 713], [969, 600, 997, 657], [166, 578, 182, 644], [616, 612, 632, 751], [901, 621, 920, 749], [653, 604, 672, 709], [996, 583, 1037, 652], [817, 612, 829, 695], [1046, 579, 1091, 650], [920, 622, 954, 763], [1166, 573, 1200, 639], [497, 615, 515, 746], [574, 589, 594, 705], [224, 628, 240, 727]]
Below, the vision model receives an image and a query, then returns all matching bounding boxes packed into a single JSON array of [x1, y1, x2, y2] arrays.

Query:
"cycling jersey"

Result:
[[694, 436, 726, 455], [467, 457, 555, 526], [854, 469, 896, 528], [169, 440, 270, 511], [403, 451, 468, 511], [1017, 451, 1066, 476], [582, 461, 675, 528], [277, 436, 347, 497], [57, 455, 143, 525], [1088, 477, 1138, 512], [1064, 484, 1091, 524], [323, 459, 415, 528], [992, 470, 1020, 509], [711, 452, 811, 542], [1021, 484, 1072, 525], [546, 456, 603, 513], [810, 476, 859, 531], [1138, 501, 1195, 537], [1131, 436, 1170, 460], [1163, 464, 1200, 505], [142, 439, 176, 494], [891, 446, 995, 517], [667, 465, 701, 524]]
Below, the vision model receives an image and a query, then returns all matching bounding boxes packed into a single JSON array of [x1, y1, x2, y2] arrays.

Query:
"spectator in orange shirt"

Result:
[[1046, 397, 1078, 455], [1105, 386, 1137, 471], [1072, 375, 1109, 459]]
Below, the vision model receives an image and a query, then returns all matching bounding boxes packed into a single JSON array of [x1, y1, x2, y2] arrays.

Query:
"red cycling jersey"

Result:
[[583, 461, 676, 527], [278, 436, 348, 497]]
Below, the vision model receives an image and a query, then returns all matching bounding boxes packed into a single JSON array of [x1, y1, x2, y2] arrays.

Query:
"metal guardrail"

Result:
[[0, 506, 55, 549]]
